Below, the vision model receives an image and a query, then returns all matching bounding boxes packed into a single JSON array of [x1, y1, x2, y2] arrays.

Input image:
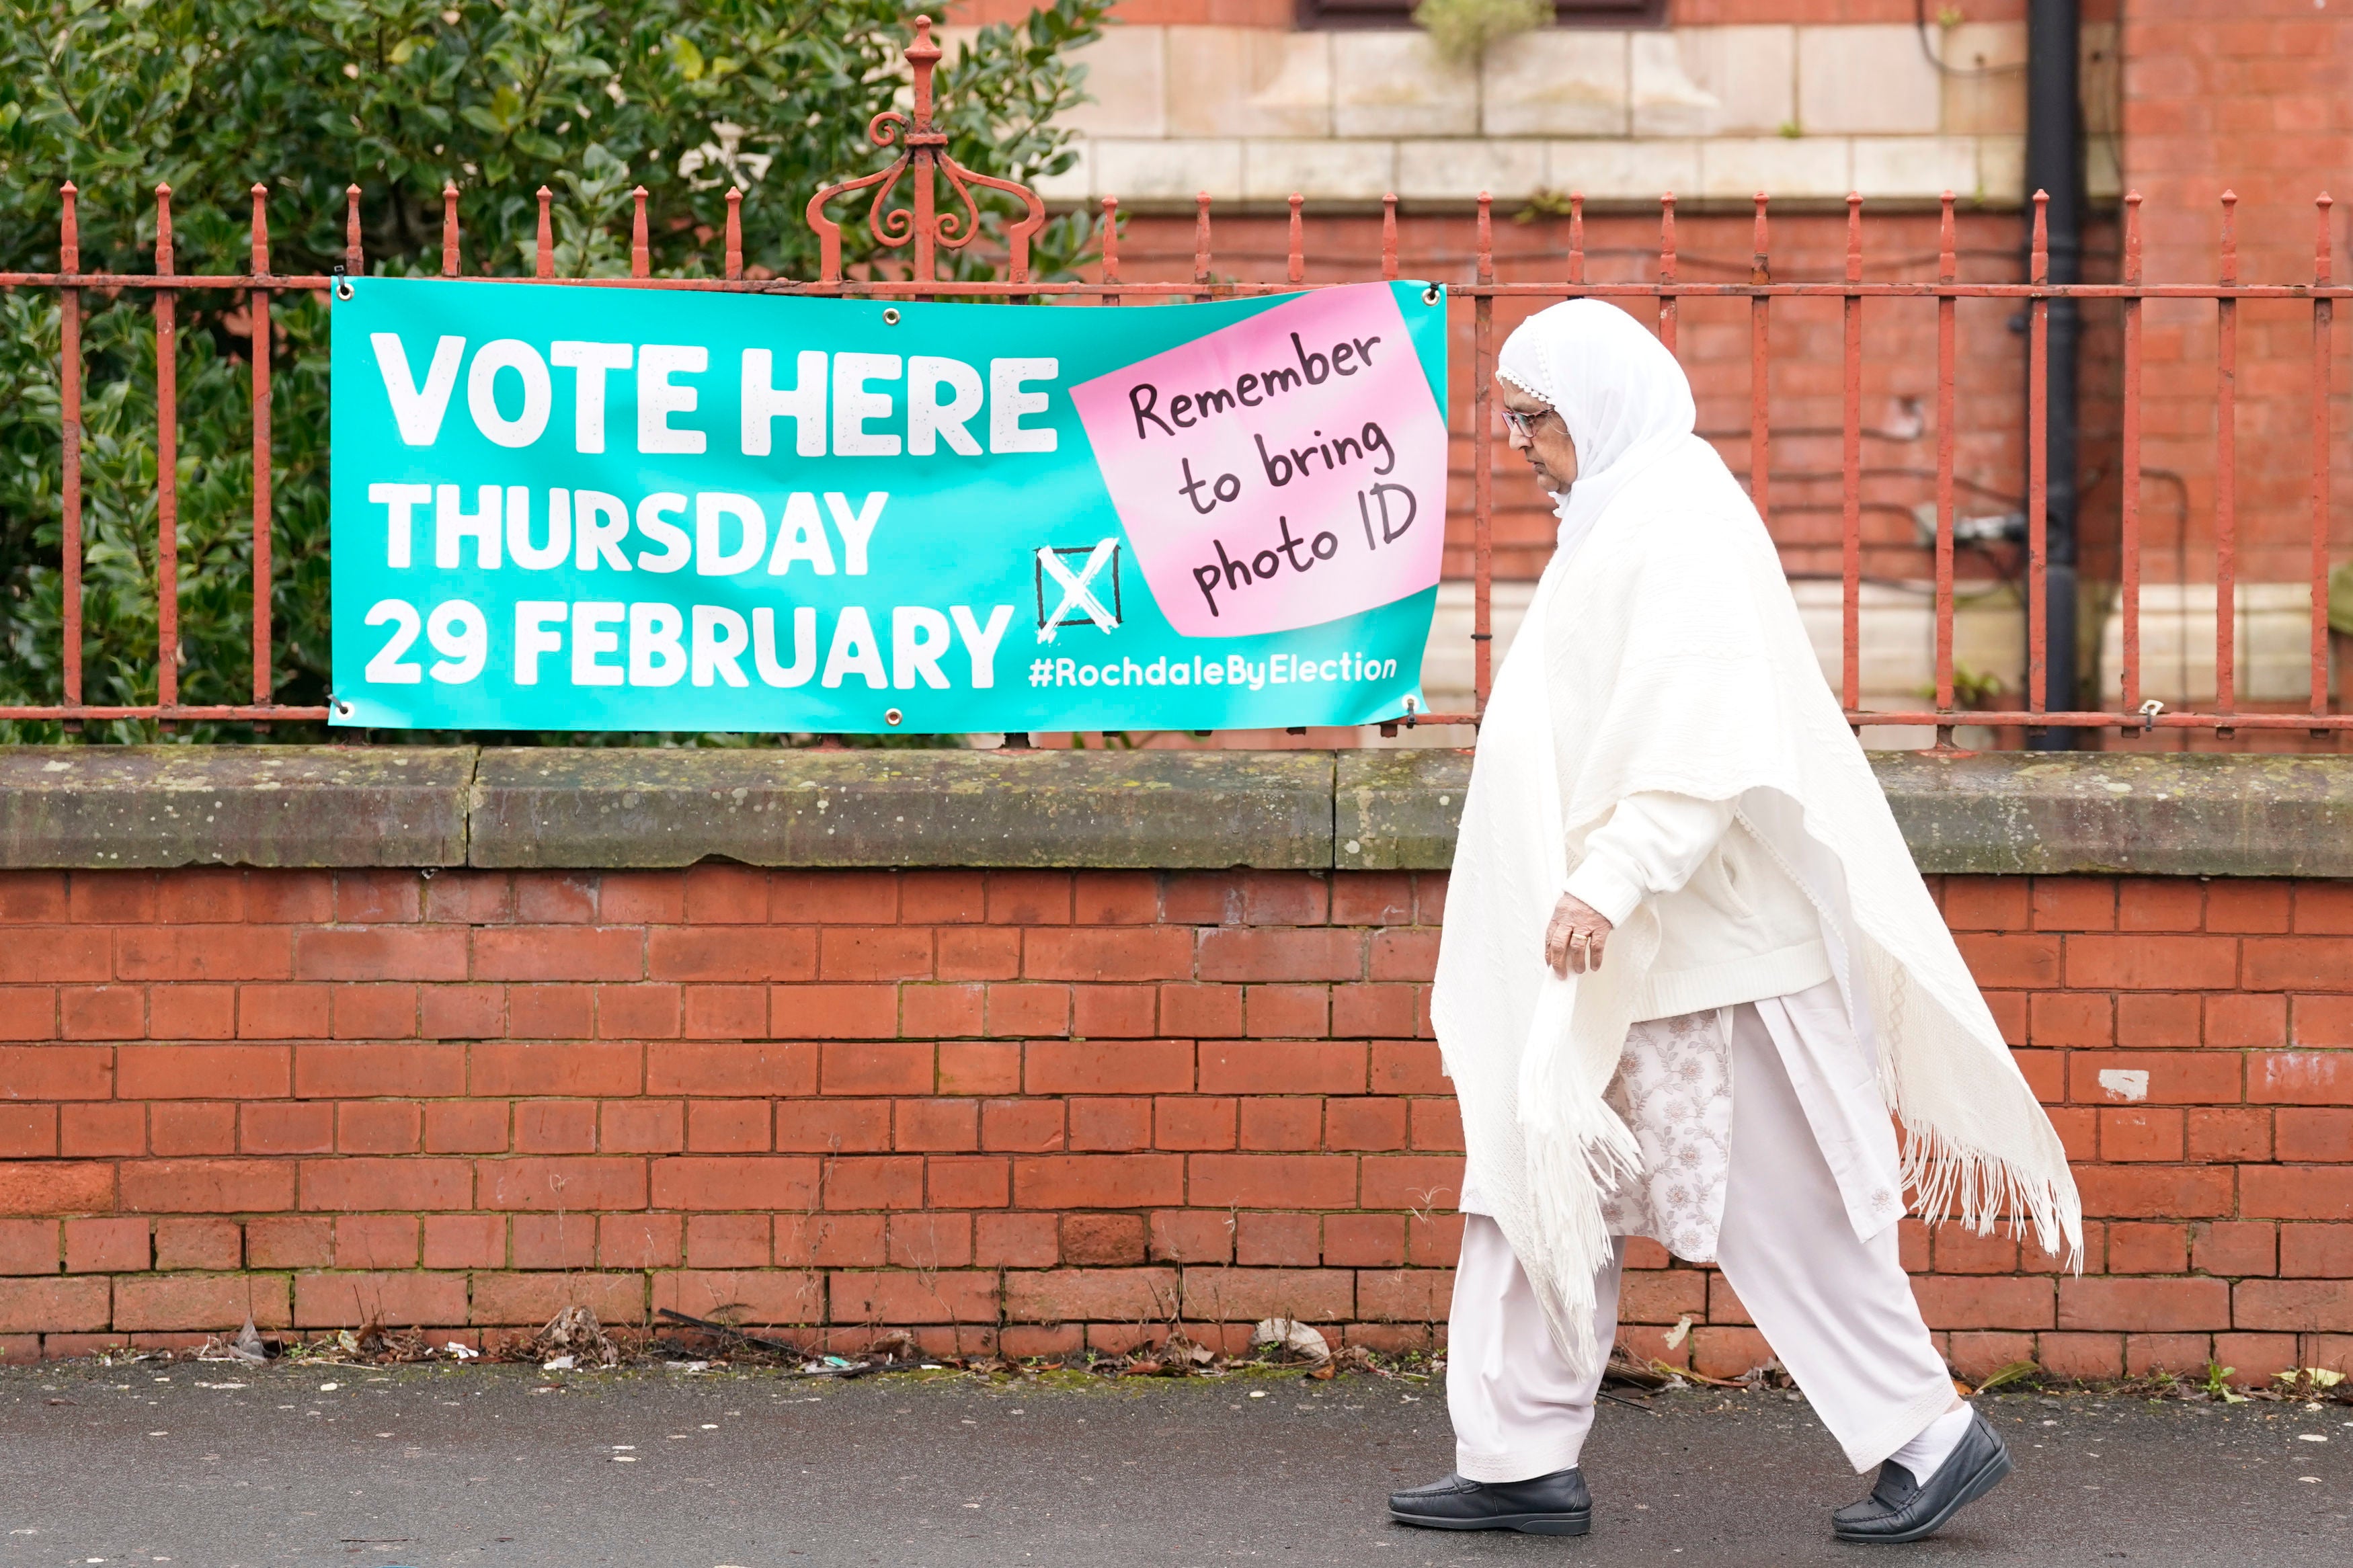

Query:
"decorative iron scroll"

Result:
[[803, 16, 1049, 285]]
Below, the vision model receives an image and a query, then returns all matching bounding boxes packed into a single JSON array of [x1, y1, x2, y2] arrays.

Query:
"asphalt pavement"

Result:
[[3, 1361, 2348, 1567]]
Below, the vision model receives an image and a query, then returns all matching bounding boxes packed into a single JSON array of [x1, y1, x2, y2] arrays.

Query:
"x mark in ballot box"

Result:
[[1035, 540, 1123, 642]]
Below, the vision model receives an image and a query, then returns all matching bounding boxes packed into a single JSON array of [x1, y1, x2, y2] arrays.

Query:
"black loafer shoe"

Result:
[[1833, 1409, 2013, 1544], [1388, 1469, 1593, 1534]]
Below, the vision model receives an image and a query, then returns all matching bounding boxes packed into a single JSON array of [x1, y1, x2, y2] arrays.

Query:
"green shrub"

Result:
[[0, 0, 1111, 742]]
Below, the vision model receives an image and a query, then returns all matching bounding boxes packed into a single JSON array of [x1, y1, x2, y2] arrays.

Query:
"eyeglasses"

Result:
[[1502, 407, 1554, 439]]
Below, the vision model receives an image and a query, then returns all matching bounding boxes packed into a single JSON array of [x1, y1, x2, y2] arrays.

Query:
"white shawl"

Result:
[[1433, 302, 2081, 1378]]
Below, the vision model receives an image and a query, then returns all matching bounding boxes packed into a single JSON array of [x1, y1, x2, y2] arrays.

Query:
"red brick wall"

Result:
[[2120, 1, 2353, 587], [0, 866, 2347, 1380]]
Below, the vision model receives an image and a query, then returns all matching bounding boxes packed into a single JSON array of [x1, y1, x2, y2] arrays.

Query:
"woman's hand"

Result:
[[1544, 893, 1613, 975]]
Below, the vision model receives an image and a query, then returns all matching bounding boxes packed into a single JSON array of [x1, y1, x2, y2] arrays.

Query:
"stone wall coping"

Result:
[[0, 745, 474, 869], [3, 746, 2350, 877], [467, 747, 1335, 870]]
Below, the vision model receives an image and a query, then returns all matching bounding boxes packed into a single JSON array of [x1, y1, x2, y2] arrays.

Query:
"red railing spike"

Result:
[[536, 186, 554, 278], [1193, 192, 1212, 298], [249, 184, 270, 275], [345, 184, 364, 274], [1657, 191, 1678, 356], [153, 183, 180, 712], [2028, 191, 2050, 713], [249, 184, 274, 706], [1472, 212, 1494, 712], [1839, 193, 1862, 710], [58, 182, 83, 709], [2217, 188, 2242, 720], [2311, 192, 2335, 723], [725, 187, 743, 280], [1749, 192, 1771, 532], [441, 181, 461, 277], [2120, 192, 2144, 720], [631, 185, 650, 279], [1933, 189, 1958, 736]]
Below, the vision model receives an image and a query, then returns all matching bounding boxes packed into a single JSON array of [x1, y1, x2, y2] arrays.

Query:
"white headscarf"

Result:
[[1495, 300, 1697, 556]]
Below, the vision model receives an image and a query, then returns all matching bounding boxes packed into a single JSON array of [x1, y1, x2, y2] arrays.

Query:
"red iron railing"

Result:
[[2, 17, 2344, 742]]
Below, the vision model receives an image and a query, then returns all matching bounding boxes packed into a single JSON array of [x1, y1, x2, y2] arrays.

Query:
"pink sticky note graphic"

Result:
[[1070, 284, 1446, 638]]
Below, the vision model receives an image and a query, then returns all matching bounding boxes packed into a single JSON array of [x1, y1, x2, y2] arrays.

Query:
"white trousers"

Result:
[[1447, 1000, 1958, 1479]]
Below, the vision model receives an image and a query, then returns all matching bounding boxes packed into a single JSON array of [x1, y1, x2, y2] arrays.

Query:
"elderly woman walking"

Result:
[[1388, 301, 2080, 1544]]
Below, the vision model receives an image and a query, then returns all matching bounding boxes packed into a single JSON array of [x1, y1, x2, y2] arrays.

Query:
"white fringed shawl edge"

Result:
[[1439, 437, 2083, 1380]]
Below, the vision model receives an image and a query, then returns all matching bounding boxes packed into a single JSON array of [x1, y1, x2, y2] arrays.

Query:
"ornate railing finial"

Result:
[[805, 15, 1047, 286], [906, 11, 943, 128]]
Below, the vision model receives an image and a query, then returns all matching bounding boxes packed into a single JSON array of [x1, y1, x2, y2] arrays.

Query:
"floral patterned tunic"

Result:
[[1599, 1006, 1734, 1263]]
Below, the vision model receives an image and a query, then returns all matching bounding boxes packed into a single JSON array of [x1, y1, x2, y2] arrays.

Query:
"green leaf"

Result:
[[1971, 1360, 2040, 1395]]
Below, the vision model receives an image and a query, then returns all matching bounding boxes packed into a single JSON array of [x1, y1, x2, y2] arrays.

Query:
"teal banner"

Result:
[[329, 277, 1449, 733]]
